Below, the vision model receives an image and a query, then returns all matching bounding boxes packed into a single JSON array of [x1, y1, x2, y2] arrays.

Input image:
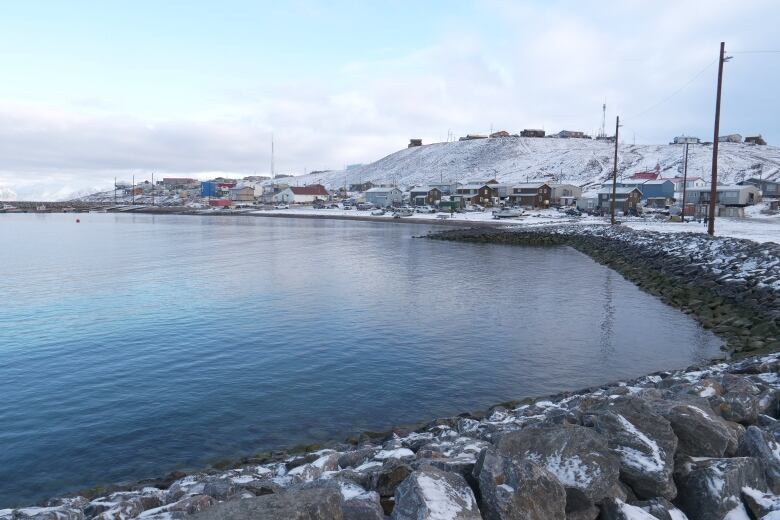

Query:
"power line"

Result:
[[730, 50, 780, 54], [624, 58, 717, 121]]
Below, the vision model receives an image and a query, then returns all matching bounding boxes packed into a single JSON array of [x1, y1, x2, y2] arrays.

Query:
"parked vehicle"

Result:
[[492, 208, 524, 219], [392, 208, 414, 218], [274, 204, 289, 209], [371, 209, 386, 216], [357, 203, 374, 211]]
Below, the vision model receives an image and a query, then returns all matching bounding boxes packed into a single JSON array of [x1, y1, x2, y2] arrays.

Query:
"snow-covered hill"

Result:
[[285, 138, 780, 189]]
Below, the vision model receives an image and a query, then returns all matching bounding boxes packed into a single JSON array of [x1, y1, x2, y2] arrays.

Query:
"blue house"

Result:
[[201, 181, 219, 197], [616, 179, 674, 206]]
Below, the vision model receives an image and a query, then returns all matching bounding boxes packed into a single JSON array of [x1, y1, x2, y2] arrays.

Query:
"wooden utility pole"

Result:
[[708, 42, 727, 236], [610, 115, 620, 225], [681, 143, 689, 222]]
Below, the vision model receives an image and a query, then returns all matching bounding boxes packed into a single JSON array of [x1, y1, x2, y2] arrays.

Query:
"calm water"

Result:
[[0, 213, 720, 506]]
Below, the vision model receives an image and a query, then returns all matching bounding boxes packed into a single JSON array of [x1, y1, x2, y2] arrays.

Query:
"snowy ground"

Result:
[[254, 206, 780, 244], [252, 207, 589, 227]]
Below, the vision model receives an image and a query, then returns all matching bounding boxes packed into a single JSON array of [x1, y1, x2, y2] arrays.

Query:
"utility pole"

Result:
[[681, 143, 690, 222], [610, 115, 620, 225], [113, 177, 117, 205], [132, 174, 135, 205], [708, 41, 729, 236], [151, 172, 155, 206]]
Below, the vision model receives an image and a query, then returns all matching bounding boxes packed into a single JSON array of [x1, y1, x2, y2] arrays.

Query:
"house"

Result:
[[408, 139, 422, 148], [745, 135, 767, 145], [684, 185, 761, 216], [274, 184, 330, 204], [598, 187, 642, 214], [349, 181, 375, 192], [509, 183, 552, 208], [487, 183, 513, 201], [489, 130, 511, 138], [455, 183, 496, 206], [669, 176, 707, 191], [521, 129, 545, 138], [673, 136, 701, 145], [365, 187, 403, 207], [635, 179, 675, 207], [718, 134, 742, 143], [201, 181, 219, 198], [738, 178, 780, 198], [208, 199, 232, 208], [549, 183, 582, 206], [162, 177, 198, 189], [556, 130, 586, 139], [228, 186, 255, 203], [628, 165, 661, 181], [576, 191, 600, 211], [458, 134, 488, 141], [409, 187, 442, 206], [428, 182, 458, 195]]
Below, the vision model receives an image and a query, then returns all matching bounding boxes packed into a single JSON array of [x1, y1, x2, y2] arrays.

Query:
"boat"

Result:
[[492, 208, 524, 219], [392, 208, 414, 218]]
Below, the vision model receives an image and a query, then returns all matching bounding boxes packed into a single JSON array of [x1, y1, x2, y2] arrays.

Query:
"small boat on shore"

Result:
[[492, 208, 524, 219]]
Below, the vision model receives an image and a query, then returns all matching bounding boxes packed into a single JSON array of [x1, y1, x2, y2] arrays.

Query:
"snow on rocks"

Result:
[[5, 353, 780, 519], [581, 396, 678, 500], [390, 467, 480, 520], [494, 424, 620, 514], [472, 447, 566, 519], [674, 457, 767, 520]]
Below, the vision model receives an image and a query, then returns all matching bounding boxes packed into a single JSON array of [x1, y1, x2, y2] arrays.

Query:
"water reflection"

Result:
[[600, 270, 616, 357], [0, 214, 723, 506]]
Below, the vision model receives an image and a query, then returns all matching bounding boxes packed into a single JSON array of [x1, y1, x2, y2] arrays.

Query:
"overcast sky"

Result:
[[1, 0, 778, 199]]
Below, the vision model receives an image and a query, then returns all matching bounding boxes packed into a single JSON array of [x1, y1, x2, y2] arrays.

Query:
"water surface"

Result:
[[0, 213, 720, 506]]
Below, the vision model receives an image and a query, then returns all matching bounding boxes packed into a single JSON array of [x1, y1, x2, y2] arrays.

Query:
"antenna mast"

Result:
[[271, 133, 275, 180], [599, 101, 607, 139]]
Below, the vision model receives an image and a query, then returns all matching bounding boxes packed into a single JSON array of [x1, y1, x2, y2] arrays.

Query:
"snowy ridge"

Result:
[[283, 138, 780, 189]]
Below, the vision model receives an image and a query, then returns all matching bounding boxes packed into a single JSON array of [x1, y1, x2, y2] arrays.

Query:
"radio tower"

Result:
[[270, 133, 275, 180], [599, 102, 607, 139]]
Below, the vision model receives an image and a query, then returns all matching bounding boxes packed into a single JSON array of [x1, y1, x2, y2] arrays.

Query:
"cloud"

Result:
[[1, 1, 778, 199]]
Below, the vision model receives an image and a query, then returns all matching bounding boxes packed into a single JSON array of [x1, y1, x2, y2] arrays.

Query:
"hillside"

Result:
[[287, 137, 780, 190]]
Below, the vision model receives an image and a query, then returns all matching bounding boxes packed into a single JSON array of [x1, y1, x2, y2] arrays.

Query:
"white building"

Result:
[[365, 187, 403, 207], [273, 185, 330, 204]]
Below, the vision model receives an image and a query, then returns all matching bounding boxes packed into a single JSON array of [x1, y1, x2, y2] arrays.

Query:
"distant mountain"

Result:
[[282, 137, 780, 189]]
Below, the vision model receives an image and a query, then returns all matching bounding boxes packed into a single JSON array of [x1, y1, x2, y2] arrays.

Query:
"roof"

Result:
[[289, 185, 329, 196], [409, 186, 440, 193], [512, 182, 549, 189], [580, 191, 599, 198], [641, 179, 674, 185], [686, 185, 757, 192], [366, 187, 400, 193], [459, 183, 493, 190], [598, 186, 642, 194]]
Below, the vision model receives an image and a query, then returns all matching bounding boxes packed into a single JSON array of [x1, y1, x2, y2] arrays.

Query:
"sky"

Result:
[[1, 0, 778, 200]]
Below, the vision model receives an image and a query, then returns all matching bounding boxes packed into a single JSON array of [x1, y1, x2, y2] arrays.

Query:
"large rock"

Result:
[[629, 497, 689, 520], [737, 425, 780, 493], [286, 453, 340, 482], [0, 506, 85, 520], [494, 425, 620, 513], [581, 396, 678, 500], [652, 399, 734, 457], [391, 467, 481, 520], [741, 487, 780, 518], [191, 486, 344, 520], [472, 447, 566, 519], [673, 456, 767, 520], [599, 497, 658, 519], [715, 374, 762, 424]]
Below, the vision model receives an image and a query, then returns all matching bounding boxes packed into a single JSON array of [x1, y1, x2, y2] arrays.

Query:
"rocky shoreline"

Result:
[[4, 353, 779, 519], [4, 224, 780, 519]]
